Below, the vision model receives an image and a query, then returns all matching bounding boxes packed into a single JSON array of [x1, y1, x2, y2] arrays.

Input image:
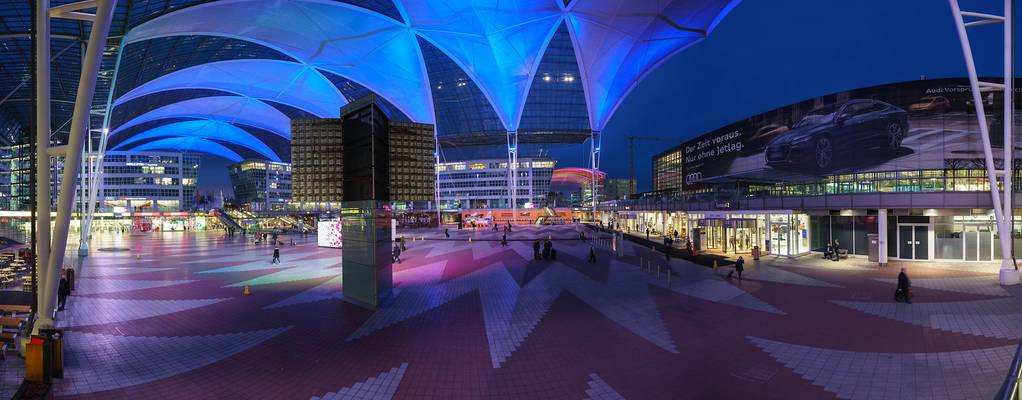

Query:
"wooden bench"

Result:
[[0, 317, 25, 330], [0, 305, 32, 316]]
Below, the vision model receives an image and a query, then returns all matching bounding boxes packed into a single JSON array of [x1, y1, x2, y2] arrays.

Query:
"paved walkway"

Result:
[[18, 225, 1017, 399]]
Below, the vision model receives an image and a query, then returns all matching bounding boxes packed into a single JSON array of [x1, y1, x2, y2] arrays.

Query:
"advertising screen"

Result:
[[681, 78, 1020, 187], [317, 219, 342, 248]]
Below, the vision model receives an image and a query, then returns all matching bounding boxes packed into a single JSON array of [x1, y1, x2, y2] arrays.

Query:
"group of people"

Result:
[[823, 240, 843, 261], [533, 238, 556, 260]]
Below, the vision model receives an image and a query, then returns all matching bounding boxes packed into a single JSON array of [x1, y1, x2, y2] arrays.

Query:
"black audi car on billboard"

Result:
[[765, 99, 908, 171]]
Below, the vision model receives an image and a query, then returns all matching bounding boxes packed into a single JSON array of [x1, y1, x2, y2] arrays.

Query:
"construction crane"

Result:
[[628, 135, 678, 196]]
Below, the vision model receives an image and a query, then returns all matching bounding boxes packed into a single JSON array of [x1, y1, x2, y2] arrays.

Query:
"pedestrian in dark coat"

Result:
[[57, 272, 71, 311], [543, 239, 552, 260], [501, 234, 508, 247], [727, 256, 745, 280], [393, 244, 402, 264], [445, 228, 450, 238], [272, 247, 281, 264], [588, 246, 596, 264], [533, 240, 541, 260], [897, 268, 912, 304]]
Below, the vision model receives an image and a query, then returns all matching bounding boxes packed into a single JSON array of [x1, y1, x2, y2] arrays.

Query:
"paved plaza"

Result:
[[7, 225, 1018, 399]]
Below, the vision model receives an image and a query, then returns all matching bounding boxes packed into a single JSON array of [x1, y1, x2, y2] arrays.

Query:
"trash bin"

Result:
[[867, 233, 880, 263], [39, 329, 63, 379], [753, 246, 760, 261], [24, 335, 52, 384]]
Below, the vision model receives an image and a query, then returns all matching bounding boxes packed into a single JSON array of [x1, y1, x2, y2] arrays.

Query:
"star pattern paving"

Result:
[[14, 225, 1018, 399]]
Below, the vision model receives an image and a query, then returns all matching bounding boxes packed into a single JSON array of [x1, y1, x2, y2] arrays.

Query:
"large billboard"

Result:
[[681, 78, 1019, 187]]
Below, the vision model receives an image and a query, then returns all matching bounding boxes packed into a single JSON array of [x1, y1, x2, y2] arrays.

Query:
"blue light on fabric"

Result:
[[113, 60, 345, 118], [124, 0, 435, 124], [112, 120, 281, 162], [111, 96, 291, 138], [120, 137, 245, 162]]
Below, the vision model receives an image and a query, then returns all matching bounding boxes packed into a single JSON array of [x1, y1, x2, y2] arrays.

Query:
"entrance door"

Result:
[[772, 223, 789, 256], [914, 225, 928, 260], [899, 225, 929, 260], [963, 225, 993, 261], [899, 225, 913, 260], [979, 226, 992, 261], [965, 227, 978, 261]]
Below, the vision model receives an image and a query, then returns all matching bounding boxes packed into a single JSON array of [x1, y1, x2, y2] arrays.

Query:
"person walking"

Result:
[[896, 268, 912, 304], [445, 228, 450, 238], [393, 244, 402, 264], [57, 271, 71, 311], [501, 233, 508, 247], [533, 240, 541, 260], [271, 246, 281, 264], [588, 246, 597, 264], [728, 256, 745, 280], [543, 239, 552, 260], [400, 237, 407, 251]]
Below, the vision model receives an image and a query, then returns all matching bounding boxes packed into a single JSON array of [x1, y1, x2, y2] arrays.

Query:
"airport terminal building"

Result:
[[601, 78, 1022, 262]]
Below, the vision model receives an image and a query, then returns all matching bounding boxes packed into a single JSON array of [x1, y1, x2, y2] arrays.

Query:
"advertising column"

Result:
[[339, 96, 393, 308]]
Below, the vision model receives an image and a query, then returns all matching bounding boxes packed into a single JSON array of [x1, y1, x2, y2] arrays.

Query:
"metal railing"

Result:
[[998, 339, 1022, 399]]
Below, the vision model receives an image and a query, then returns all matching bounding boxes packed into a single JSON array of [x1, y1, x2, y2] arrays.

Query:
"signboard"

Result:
[[317, 219, 343, 248], [680, 78, 1021, 188]]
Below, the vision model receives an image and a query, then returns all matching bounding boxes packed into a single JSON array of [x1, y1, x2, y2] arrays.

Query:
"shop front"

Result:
[[687, 210, 810, 256]]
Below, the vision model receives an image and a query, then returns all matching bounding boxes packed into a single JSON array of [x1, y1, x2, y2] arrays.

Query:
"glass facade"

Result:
[[653, 148, 683, 192], [683, 211, 810, 256], [419, 38, 504, 139], [518, 23, 590, 135]]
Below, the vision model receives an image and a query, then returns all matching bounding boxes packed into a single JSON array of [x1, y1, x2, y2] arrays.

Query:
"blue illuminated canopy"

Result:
[[112, 120, 282, 162], [124, 0, 435, 124], [104, 0, 740, 159], [114, 60, 345, 118], [121, 137, 245, 162], [402, 0, 562, 131], [111, 96, 291, 138]]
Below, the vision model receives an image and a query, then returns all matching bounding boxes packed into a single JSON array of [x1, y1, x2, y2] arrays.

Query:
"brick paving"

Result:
[[16, 224, 1016, 399]]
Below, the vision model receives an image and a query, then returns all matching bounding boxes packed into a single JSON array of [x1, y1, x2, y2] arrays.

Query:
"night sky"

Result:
[[199, 0, 1014, 196]]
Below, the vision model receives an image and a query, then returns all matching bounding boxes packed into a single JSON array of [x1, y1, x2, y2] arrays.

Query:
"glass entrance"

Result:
[[963, 225, 993, 261], [729, 219, 756, 254], [771, 223, 790, 256]]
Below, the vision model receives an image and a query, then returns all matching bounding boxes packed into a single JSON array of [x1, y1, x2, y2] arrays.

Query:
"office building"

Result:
[[92, 151, 201, 212], [228, 160, 293, 212], [291, 118, 344, 209], [604, 178, 635, 201], [437, 157, 555, 209]]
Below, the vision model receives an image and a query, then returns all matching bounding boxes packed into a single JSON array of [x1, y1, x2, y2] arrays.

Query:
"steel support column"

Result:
[[34, 0, 52, 328], [949, 0, 1019, 284], [507, 131, 519, 224], [590, 130, 601, 222], [878, 208, 888, 266], [434, 128, 442, 226], [38, 0, 118, 328]]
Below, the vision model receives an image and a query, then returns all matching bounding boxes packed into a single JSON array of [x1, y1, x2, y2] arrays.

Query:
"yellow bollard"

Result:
[[243, 285, 252, 296]]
